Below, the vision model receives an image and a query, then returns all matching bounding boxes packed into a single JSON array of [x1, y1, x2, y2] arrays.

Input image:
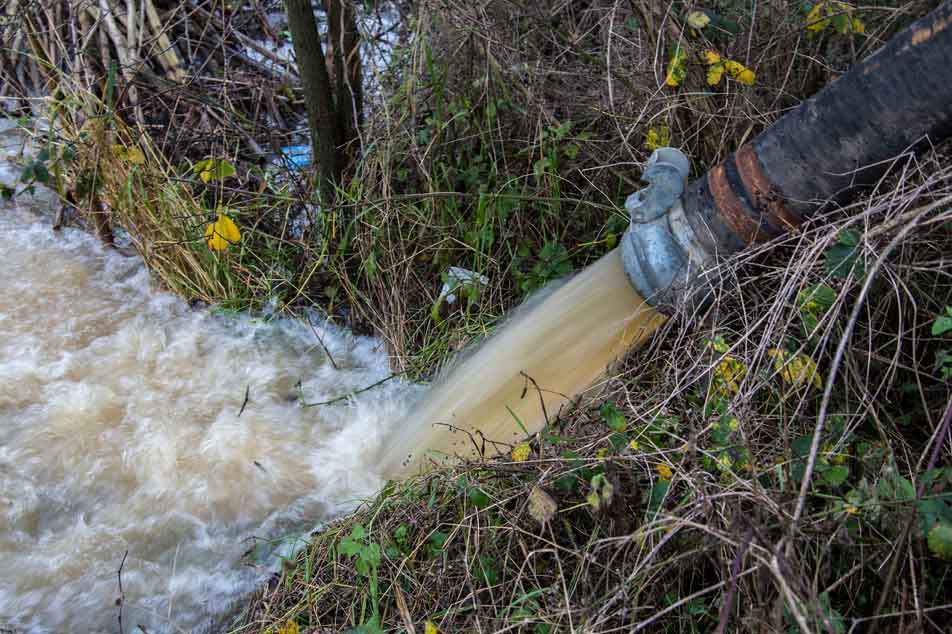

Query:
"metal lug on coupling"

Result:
[[620, 147, 712, 312]]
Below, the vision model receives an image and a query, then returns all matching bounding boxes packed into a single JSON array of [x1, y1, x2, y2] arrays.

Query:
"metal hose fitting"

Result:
[[620, 147, 714, 312]]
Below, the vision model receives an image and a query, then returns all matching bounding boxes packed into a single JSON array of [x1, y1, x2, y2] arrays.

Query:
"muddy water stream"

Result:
[[0, 126, 418, 633]]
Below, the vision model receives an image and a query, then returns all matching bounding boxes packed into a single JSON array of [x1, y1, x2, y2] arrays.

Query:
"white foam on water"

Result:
[[0, 192, 420, 632]]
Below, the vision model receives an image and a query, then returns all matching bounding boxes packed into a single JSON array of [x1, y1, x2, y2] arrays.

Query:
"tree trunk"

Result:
[[285, 0, 341, 202], [325, 0, 363, 159]]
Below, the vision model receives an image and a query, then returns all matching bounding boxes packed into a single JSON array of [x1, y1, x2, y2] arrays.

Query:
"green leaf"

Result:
[[648, 479, 670, 513], [927, 522, 952, 560], [823, 465, 850, 487], [824, 229, 865, 278], [878, 473, 915, 502], [427, 531, 448, 557], [916, 499, 952, 536], [356, 542, 381, 575], [600, 403, 627, 433], [468, 487, 491, 509], [932, 309, 952, 336], [609, 432, 630, 451], [393, 524, 409, 548], [348, 615, 384, 634], [478, 555, 500, 586], [555, 473, 579, 494], [339, 524, 367, 557], [32, 162, 50, 185]]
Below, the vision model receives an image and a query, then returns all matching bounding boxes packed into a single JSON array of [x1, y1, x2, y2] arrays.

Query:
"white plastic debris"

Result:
[[438, 267, 489, 305]]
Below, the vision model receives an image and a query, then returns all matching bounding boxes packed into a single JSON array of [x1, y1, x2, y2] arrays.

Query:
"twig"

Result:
[[519, 371, 550, 426], [715, 527, 755, 634], [302, 373, 402, 407], [117, 549, 129, 634], [237, 384, 250, 417], [305, 312, 339, 370]]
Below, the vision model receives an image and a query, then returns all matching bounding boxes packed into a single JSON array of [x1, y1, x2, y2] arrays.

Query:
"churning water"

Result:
[[0, 127, 419, 633]]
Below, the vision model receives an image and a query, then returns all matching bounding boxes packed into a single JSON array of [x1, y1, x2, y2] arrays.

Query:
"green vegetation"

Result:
[[7, 0, 952, 632]]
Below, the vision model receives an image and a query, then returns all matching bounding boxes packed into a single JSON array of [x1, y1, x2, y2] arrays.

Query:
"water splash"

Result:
[[0, 199, 420, 633]]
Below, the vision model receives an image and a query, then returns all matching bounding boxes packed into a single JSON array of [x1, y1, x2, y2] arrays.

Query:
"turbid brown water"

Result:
[[380, 249, 666, 476], [0, 124, 419, 633]]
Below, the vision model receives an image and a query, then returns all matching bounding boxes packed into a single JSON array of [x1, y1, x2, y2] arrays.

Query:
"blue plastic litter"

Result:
[[280, 144, 311, 168]]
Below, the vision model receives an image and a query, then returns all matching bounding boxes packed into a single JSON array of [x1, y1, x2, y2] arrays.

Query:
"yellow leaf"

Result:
[[665, 46, 687, 87], [735, 68, 756, 85], [656, 463, 673, 480], [425, 620, 439, 634], [644, 126, 671, 151], [112, 144, 145, 165], [628, 439, 641, 451], [511, 442, 531, 462], [806, 2, 863, 36], [276, 621, 299, 634], [706, 63, 725, 86], [686, 11, 711, 29], [723, 60, 756, 85], [205, 212, 241, 251], [768, 348, 822, 389], [805, 2, 830, 33], [714, 357, 747, 396], [702, 49, 722, 65]]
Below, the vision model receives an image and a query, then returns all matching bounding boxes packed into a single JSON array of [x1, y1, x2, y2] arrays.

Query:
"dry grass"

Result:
[[240, 154, 952, 632], [235, 2, 952, 632]]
